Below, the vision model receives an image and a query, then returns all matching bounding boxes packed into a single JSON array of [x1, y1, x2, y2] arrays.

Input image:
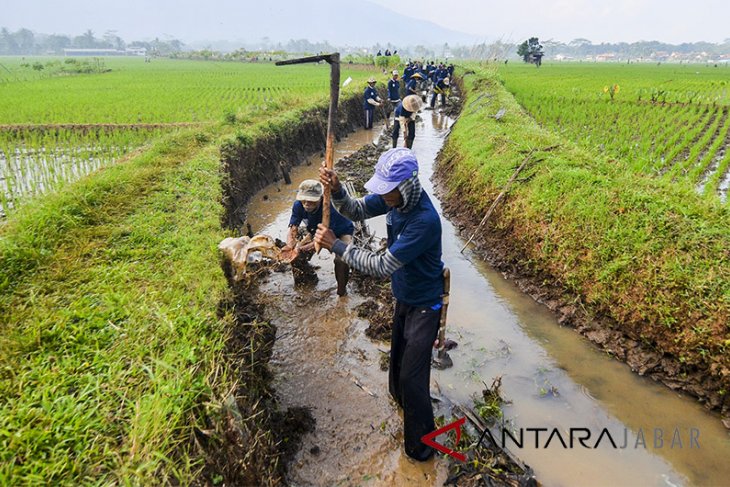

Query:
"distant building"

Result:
[[126, 48, 147, 56], [63, 48, 147, 57], [595, 53, 616, 62]]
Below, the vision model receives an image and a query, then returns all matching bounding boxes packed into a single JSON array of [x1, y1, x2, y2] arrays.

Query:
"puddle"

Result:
[[245, 110, 730, 486]]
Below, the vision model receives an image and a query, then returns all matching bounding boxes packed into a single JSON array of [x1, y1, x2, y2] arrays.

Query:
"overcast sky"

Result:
[[3, 0, 729, 45], [367, 0, 730, 44]]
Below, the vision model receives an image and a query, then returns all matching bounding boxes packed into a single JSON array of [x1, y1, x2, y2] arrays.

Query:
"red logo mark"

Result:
[[421, 417, 467, 462]]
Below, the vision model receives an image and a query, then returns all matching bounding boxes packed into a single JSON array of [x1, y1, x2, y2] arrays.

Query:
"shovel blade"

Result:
[[432, 350, 453, 370]]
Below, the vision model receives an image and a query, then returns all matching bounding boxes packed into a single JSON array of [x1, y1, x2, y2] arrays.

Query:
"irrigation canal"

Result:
[[245, 110, 730, 486]]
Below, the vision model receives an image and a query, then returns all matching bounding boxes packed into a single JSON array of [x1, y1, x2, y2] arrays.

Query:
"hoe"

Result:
[[276, 53, 340, 254]]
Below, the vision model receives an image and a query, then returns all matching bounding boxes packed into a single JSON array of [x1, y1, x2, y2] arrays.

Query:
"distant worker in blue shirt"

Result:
[[430, 76, 450, 108], [386, 70, 401, 120], [406, 71, 423, 97], [363, 77, 382, 130], [315, 148, 445, 462], [283, 179, 354, 296], [392, 94, 422, 149]]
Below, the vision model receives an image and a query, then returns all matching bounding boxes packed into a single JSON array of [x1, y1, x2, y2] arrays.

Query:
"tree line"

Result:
[[0, 27, 184, 55], [2, 26, 728, 61]]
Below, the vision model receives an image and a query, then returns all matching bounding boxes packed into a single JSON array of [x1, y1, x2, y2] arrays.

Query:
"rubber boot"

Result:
[[334, 260, 350, 296]]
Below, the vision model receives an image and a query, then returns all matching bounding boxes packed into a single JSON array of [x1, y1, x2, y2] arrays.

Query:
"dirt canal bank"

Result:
[[241, 111, 730, 486]]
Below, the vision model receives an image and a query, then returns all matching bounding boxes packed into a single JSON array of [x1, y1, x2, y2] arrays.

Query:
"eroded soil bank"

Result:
[[221, 90, 386, 230]]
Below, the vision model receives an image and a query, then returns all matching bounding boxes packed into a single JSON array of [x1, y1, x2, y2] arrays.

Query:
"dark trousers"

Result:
[[386, 99, 399, 119], [389, 300, 440, 460], [364, 107, 374, 129], [430, 91, 446, 108], [392, 119, 415, 149]]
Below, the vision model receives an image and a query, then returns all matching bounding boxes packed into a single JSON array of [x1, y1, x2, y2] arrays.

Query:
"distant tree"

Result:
[[413, 44, 433, 59], [15, 28, 36, 54], [517, 37, 544, 66], [46, 34, 71, 54], [104, 30, 125, 50], [569, 38, 592, 48], [0, 28, 19, 54], [73, 29, 98, 48]]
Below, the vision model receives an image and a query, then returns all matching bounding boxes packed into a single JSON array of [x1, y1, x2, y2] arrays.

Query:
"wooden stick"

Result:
[[460, 150, 535, 253], [316, 54, 340, 253]]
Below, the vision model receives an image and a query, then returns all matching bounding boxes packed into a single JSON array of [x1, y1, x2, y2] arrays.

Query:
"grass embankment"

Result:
[[0, 77, 376, 482], [440, 65, 729, 410], [0, 129, 240, 484]]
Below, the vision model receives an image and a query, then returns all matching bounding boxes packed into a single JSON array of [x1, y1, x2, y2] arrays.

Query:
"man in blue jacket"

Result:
[[363, 77, 382, 129], [315, 148, 444, 462], [406, 71, 422, 97], [283, 179, 354, 296]]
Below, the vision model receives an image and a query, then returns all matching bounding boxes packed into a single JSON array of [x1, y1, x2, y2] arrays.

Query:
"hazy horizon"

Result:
[[4, 0, 730, 47]]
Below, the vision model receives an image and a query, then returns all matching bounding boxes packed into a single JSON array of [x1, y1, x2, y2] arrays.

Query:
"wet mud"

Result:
[[194, 263, 291, 486], [238, 124, 449, 486]]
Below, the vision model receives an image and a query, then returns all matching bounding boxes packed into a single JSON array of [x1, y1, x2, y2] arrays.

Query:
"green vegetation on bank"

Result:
[[441, 65, 729, 391], [499, 63, 730, 199], [0, 129, 234, 483], [0, 58, 378, 483]]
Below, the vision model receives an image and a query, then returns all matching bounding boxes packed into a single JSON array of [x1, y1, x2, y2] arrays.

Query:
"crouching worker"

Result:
[[392, 94, 423, 149], [430, 76, 450, 108], [282, 179, 354, 296], [315, 148, 444, 461]]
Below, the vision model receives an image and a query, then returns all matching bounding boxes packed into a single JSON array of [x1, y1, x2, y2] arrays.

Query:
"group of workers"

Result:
[[278, 58, 455, 464], [363, 61, 455, 149]]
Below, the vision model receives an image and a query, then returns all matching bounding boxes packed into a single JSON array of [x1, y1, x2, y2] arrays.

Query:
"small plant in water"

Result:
[[474, 376, 505, 423]]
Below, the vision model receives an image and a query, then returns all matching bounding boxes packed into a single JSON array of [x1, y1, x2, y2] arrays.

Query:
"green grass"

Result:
[[498, 62, 730, 198], [0, 57, 375, 124], [0, 57, 382, 483], [0, 129, 233, 483], [442, 64, 729, 381], [0, 57, 378, 216]]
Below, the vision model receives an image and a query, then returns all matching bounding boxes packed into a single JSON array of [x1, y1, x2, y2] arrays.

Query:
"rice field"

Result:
[[499, 62, 730, 200], [0, 57, 374, 216], [0, 57, 339, 123]]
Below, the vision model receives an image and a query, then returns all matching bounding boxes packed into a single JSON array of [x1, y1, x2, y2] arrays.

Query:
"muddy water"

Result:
[[247, 112, 730, 486], [0, 147, 120, 216]]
